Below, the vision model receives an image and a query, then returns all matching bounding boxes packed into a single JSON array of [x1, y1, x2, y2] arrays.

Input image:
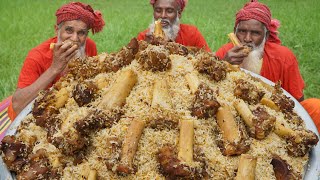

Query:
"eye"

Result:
[[65, 27, 73, 34], [252, 31, 261, 36], [237, 29, 246, 34], [166, 8, 174, 13], [155, 8, 162, 13], [78, 30, 88, 37]]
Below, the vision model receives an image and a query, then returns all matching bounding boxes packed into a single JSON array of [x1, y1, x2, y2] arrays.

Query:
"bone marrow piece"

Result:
[[216, 106, 250, 156], [235, 154, 257, 180], [178, 120, 194, 164], [234, 99, 276, 139], [117, 119, 145, 174]]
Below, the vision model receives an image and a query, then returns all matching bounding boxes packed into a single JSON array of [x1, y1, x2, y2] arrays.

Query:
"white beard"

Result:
[[148, 16, 180, 41], [240, 37, 266, 74]]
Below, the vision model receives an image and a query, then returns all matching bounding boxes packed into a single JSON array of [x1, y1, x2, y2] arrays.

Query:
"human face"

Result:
[[153, 0, 181, 28], [235, 19, 267, 48], [56, 20, 88, 47]]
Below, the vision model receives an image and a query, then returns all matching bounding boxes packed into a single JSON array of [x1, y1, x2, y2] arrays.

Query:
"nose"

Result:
[[160, 10, 167, 19], [244, 32, 252, 43], [70, 32, 79, 42]]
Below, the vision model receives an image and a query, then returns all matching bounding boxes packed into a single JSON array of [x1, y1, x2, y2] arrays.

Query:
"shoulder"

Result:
[[86, 37, 96, 46], [27, 37, 56, 59], [265, 42, 296, 58], [180, 24, 200, 32]]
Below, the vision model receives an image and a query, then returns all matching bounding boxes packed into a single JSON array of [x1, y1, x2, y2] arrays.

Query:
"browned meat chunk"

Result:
[[72, 81, 98, 107], [271, 155, 301, 180], [286, 129, 319, 157], [165, 42, 189, 56], [234, 79, 265, 104], [148, 118, 178, 130], [0, 136, 30, 172], [195, 52, 227, 82], [136, 45, 171, 72], [251, 106, 276, 139], [157, 145, 198, 179], [191, 83, 220, 119], [75, 110, 121, 135]]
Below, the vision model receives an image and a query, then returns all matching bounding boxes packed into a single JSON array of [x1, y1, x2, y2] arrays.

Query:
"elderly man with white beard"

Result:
[[216, 0, 305, 102], [137, 0, 211, 52], [8, 2, 105, 120]]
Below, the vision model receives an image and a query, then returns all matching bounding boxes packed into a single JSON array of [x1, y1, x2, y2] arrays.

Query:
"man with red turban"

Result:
[[215, 0, 305, 102], [8, 2, 105, 120], [137, 0, 211, 52]]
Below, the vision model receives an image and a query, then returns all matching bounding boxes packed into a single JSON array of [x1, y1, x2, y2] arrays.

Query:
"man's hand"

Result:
[[51, 41, 78, 74], [224, 45, 249, 65]]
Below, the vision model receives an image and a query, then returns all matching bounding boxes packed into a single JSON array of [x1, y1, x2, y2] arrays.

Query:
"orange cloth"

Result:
[[137, 24, 211, 52], [215, 41, 305, 100], [8, 102, 16, 121], [301, 98, 320, 133], [8, 37, 97, 121]]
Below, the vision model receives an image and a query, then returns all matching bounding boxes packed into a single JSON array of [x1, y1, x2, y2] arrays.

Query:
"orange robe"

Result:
[[301, 98, 320, 133], [137, 24, 211, 52], [215, 41, 305, 100], [8, 37, 97, 120]]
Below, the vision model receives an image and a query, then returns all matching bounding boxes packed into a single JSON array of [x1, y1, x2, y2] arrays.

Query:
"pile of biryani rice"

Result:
[[1, 38, 318, 180]]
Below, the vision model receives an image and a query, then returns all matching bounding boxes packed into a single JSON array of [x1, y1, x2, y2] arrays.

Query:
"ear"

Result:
[[54, 25, 58, 35], [178, 10, 182, 19], [265, 31, 270, 40]]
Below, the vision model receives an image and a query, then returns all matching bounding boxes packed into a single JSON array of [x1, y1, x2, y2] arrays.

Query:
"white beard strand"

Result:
[[148, 16, 180, 41], [240, 38, 266, 74]]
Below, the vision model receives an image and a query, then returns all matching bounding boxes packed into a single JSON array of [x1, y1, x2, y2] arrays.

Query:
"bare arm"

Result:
[[12, 41, 78, 115]]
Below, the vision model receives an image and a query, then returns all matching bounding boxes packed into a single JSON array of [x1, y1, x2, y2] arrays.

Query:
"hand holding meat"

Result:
[[51, 40, 79, 74]]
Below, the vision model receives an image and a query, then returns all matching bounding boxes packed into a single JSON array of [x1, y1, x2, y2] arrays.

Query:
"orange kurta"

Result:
[[215, 41, 305, 100], [138, 24, 211, 52], [301, 98, 320, 133], [8, 37, 97, 120]]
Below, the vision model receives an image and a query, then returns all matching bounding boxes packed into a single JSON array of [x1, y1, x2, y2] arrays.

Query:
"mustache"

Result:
[[160, 19, 171, 24]]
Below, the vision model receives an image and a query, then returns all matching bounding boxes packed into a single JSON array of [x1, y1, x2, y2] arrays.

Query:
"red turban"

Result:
[[56, 2, 105, 34], [235, 0, 281, 44], [150, 0, 188, 12]]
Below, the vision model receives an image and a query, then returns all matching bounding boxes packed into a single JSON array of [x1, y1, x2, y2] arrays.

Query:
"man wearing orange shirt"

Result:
[[137, 0, 211, 52], [8, 2, 105, 119], [215, 0, 304, 102]]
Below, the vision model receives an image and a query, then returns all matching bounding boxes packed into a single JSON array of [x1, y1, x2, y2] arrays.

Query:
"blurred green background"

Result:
[[0, 0, 319, 101]]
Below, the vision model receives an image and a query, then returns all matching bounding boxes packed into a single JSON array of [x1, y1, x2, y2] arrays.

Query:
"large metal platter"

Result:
[[1, 70, 319, 179]]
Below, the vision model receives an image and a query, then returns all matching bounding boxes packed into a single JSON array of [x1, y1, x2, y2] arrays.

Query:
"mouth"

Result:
[[160, 19, 170, 27]]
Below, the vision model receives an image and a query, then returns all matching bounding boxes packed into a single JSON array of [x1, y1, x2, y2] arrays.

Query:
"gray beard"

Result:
[[148, 16, 180, 41], [57, 30, 86, 59], [240, 37, 266, 74]]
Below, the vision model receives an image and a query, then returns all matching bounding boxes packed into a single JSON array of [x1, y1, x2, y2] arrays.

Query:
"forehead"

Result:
[[238, 19, 265, 31], [154, 0, 178, 9], [61, 20, 88, 30]]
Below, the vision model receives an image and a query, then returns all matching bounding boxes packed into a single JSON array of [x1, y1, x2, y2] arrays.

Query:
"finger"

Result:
[[231, 57, 244, 65], [64, 44, 78, 57], [65, 49, 78, 61], [231, 45, 245, 52]]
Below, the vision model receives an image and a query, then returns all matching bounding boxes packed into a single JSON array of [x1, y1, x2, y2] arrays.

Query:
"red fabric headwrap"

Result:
[[150, 0, 188, 12], [56, 2, 105, 34], [235, 0, 281, 44]]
